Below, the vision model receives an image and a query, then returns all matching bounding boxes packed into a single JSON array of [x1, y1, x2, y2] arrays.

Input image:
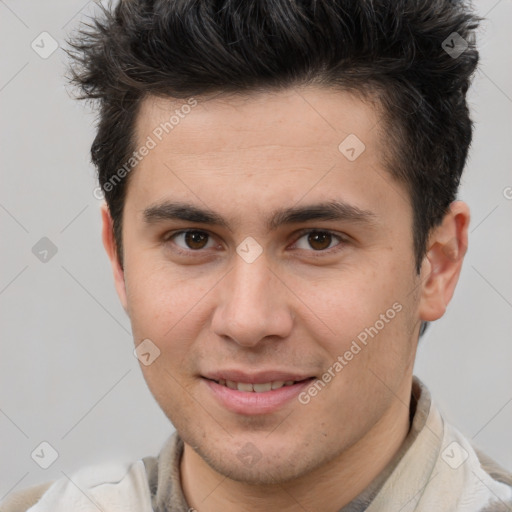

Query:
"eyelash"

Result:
[[164, 229, 347, 257]]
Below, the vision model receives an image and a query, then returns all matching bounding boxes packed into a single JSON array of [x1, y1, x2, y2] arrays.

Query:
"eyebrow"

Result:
[[267, 201, 377, 230], [142, 200, 378, 231]]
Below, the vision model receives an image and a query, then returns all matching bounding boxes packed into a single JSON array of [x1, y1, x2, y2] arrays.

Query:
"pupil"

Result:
[[185, 231, 208, 249], [308, 231, 331, 250]]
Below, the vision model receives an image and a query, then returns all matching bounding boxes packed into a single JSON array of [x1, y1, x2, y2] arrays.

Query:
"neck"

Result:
[[181, 381, 412, 512]]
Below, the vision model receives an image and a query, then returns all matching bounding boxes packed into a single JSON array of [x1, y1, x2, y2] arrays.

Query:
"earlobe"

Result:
[[100, 203, 129, 312], [418, 201, 470, 322]]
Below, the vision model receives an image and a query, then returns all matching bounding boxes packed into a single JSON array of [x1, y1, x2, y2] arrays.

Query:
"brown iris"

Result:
[[307, 231, 333, 250], [184, 230, 209, 249]]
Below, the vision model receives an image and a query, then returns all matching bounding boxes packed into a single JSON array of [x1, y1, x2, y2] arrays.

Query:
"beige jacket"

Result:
[[2, 377, 511, 511]]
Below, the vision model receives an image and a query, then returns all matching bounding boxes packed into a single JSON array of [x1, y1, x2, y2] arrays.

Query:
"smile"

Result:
[[212, 379, 306, 392], [203, 376, 315, 415]]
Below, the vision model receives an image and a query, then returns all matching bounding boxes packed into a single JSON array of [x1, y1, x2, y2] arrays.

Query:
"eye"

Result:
[[293, 230, 344, 252], [169, 230, 217, 251]]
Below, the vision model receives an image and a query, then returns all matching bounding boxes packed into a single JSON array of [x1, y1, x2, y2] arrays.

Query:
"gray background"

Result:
[[1, 0, 511, 499]]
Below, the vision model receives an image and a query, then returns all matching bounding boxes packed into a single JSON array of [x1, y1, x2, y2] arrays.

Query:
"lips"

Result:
[[203, 375, 315, 415], [213, 379, 304, 392], [201, 370, 315, 414]]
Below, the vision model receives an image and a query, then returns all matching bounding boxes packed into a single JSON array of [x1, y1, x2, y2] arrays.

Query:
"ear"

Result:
[[101, 203, 128, 313], [418, 201, 470, 322]]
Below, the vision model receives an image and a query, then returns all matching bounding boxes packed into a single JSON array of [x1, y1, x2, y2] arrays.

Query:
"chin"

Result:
[[201, 452, 310, 485], [188, 432, 334, 486]]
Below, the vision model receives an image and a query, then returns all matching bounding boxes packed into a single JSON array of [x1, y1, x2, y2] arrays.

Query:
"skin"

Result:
[[101, 86, 470, 512]]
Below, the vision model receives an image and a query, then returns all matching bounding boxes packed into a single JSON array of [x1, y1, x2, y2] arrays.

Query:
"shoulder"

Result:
[[474, 446, 512, 488], [428, 408, 512, 510], [0, 433, 183, 512], [398, 378, 512, 511], [0, 459, 152, 512], [0, 482, 54, 512]]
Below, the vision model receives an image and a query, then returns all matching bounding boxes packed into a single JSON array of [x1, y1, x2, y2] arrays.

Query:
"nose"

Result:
[[211, 254, 294, 347]]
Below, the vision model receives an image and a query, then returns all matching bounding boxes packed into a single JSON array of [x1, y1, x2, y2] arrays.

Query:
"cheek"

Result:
[[296, 261, 415, 375], [123, 257, 216, 347], [289, 268, 390, 339]]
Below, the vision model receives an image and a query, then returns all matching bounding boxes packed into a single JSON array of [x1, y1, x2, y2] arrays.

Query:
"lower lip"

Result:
[[203, 378, 314, 415]]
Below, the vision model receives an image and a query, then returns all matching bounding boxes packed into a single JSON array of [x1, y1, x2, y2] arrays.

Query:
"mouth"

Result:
[[201, 373, 316, 415], [205, 378, 314, 393]]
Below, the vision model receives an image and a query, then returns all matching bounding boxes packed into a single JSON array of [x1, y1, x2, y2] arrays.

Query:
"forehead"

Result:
[[126, 86, 409, 229], [136, 86, 382, 158]]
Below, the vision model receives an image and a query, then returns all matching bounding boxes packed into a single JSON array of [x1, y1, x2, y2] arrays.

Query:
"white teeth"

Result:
[[253, 382, 272, 393], [217, 379, 297, 392]]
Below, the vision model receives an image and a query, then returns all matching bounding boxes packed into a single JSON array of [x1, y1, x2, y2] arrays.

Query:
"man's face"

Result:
[[114, 87, 423, 483]]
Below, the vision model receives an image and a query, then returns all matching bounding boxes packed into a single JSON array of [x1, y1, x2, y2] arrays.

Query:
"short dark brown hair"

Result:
[[68, 0, 480, 274]]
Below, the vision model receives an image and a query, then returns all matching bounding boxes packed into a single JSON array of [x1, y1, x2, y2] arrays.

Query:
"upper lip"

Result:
[[202, 370, 314, 384]]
